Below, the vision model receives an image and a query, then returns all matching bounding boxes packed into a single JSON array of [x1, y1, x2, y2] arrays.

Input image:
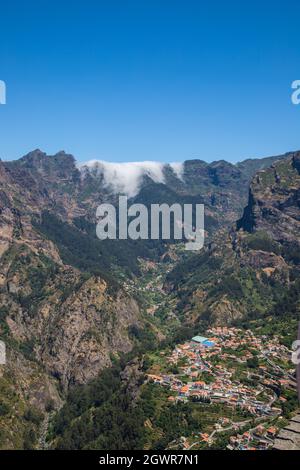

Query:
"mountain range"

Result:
[[0, 148, 299, 449]]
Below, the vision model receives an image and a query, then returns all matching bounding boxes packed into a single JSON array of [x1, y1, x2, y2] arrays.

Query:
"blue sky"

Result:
[[0, 0, 300, 163]]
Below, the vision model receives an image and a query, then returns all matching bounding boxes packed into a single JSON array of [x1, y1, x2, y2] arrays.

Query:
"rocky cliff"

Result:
[[166, 153, 300, 327]]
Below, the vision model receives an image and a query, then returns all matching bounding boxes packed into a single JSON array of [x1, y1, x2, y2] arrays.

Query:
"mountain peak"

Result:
[[20, 149, 47, 162], [17, 149, 76, 170], [237, 154, 300, 240]]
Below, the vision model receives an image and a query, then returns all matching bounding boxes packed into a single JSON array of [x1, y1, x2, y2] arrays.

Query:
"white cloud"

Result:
[[80, 160, 168, 197], [169, 162, 184, 180], [79, 160, 185, 197]]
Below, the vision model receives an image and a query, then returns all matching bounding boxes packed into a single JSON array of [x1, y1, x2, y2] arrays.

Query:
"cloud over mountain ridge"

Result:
[[79, 160, 184, 197]]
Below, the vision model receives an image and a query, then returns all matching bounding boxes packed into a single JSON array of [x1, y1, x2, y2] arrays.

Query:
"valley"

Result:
[[0, 149, 300, 450]]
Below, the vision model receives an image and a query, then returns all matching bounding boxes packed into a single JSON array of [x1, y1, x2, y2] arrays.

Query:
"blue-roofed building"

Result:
[[192, 336, 215, 348], [192, 336, 208, 343]]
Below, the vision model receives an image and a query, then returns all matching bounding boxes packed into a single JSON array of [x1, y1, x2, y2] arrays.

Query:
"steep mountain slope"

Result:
[[237, 152, 300, 249], [0, 152, 144, 448], [166, 152, 300, 328]]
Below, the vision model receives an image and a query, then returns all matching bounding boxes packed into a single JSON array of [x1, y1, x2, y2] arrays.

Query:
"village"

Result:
[[146, 326, 297, 450]]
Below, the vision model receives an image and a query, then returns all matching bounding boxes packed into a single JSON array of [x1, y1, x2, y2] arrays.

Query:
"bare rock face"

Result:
[[273, 414, 300, 450], [209, 297, 244, 325], [0, 243, 141, 390], [4, 349, 62, 411], [238, 153, 300, 245], [120, 358, 144, 402], [37, 277, 140, 389]]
